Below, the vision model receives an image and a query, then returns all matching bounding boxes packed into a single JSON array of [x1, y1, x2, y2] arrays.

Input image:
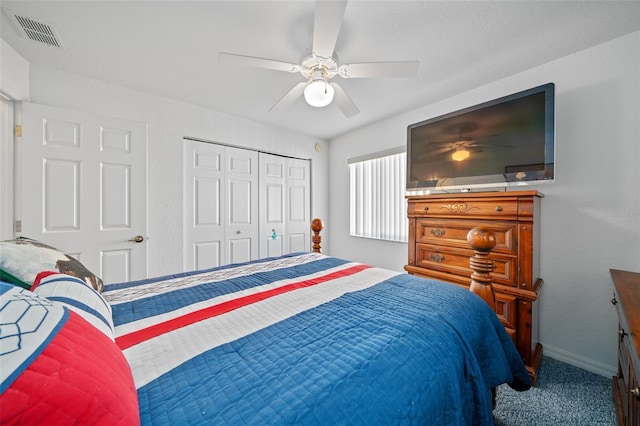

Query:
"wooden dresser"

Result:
[[405, 190, 543, 384], [611, 269, 640, 426]]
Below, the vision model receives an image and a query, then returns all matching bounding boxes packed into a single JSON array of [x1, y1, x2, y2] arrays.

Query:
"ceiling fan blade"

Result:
[[430, 147, 453, 155], [331, 82, 359, 117], [430, 140, 457, 145], [472, 143, 513, 148], [312, 0, 347, 58], [338, 61, 419, 78], [269, 82, 307, 112], [218, 52, 300, 73]]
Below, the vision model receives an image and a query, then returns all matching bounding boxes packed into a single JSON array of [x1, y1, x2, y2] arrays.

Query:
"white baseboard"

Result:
[[542, 343, 616, 378]]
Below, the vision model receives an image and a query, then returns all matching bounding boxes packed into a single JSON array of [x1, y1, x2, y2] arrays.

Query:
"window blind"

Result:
[[348, 150, 407, 242]]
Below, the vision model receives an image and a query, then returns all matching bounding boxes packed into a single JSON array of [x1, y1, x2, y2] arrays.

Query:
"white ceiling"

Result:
[[1, 1, 639, 140]]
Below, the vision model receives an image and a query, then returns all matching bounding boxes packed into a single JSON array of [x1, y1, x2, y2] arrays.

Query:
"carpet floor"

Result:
[[493, 356, 616, 425]]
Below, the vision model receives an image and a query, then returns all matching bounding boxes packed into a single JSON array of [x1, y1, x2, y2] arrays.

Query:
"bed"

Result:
[[0, 222, 530, 425]]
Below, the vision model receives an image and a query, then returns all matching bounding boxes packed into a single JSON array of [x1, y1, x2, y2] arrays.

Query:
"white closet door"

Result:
[[19, 102, 147, 284], [183, 142, 259, 269], [259, 153, 311, 257], [259, 153, 286, 258], [183, 140, 225, 271], [185, 141, 308, 271], [285, 157, 311, 253], [225, 146, 259, 264]]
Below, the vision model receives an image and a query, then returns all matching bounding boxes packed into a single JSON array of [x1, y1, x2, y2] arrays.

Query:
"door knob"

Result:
[[127, 235, 144, 243]]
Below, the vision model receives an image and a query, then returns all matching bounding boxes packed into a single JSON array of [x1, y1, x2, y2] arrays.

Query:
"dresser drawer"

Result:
[[496, 293, 517, 329], [408, 199, 518, 219], [503, 326, 517, 346], [415, 219, 517, 255], [415, 244, 517, 287], [620, 325, 632, 385], [449, 280, 516, 333]]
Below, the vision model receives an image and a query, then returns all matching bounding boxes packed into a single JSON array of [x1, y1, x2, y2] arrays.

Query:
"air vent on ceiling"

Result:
[[9, 11, 64, 49]]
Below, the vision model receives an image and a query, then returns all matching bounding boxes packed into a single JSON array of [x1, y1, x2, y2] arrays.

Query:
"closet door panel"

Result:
[[186, 142, 309, 270], [259, 153, 286, 258], [224, 146, 259, 264], [183, 141, 224, 271], [285, 157, 311, 254]]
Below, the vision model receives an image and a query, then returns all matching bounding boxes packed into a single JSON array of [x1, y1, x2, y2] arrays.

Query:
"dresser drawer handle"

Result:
[[430, 254, 445, 262], [632, 387, 640, 401], [423, 206, 429, 212], [495, 206, 503, 212], [430, 228, 445, 237]]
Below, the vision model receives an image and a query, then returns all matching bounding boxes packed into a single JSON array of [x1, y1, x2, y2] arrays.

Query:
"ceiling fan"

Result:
[[427, 132, 509, 162], [431, 139, 479, 162], [218, 0, 419, 117]]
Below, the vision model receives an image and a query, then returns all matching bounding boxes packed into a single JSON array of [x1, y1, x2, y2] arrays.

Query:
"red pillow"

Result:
[[0, 283, 139, 425]]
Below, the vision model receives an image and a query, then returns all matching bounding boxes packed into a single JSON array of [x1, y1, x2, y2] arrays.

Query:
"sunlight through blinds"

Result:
[[349, 150, 407, 242]]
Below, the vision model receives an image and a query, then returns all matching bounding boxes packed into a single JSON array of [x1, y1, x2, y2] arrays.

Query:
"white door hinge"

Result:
[[15, 125, 22, 137], [15, 220, 22, 233]]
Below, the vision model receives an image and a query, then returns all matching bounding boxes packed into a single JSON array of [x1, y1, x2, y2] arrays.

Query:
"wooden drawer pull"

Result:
[[430, 253, 445, 262], [495, 206, 503, 212], [430, 228, 445, 237]]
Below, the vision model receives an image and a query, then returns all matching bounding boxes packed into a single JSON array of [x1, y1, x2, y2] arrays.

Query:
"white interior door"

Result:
[[259, 153, 310, 257], [0, 97, 14, 241], [259, 153, 286, 258], [183, 140, 225, 271], [285, 157, 311, 253], [184, 141, 259, 270], [19, 102, 147, 284], [225, 146, 259, 264]]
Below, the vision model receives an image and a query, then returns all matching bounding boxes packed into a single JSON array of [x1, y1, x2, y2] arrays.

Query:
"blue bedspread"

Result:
[[103, 253, 530, 425]]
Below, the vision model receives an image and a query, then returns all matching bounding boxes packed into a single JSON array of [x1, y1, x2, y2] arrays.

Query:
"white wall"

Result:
[[328, 31, 640, 376], [0, 38, 29, 100], [24, 65, 329, 278]]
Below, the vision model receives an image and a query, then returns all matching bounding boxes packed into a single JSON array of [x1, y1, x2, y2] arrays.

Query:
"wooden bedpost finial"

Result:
[[311, 218, 324, 253], [467, 227, 497, 312]]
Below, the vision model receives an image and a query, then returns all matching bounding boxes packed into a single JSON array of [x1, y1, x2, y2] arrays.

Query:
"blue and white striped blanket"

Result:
[[103, 252, 530, 425]]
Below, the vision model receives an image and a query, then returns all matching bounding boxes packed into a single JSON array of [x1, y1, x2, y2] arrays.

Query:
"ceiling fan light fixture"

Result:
[[304, 78, 335, 107], [451, 148, 470, 162]]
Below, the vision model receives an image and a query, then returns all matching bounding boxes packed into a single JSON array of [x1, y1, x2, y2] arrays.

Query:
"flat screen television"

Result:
[[406, 83, 555, 192]]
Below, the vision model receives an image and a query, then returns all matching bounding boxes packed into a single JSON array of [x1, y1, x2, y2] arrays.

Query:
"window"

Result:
[[348, 148, 407, 242]]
